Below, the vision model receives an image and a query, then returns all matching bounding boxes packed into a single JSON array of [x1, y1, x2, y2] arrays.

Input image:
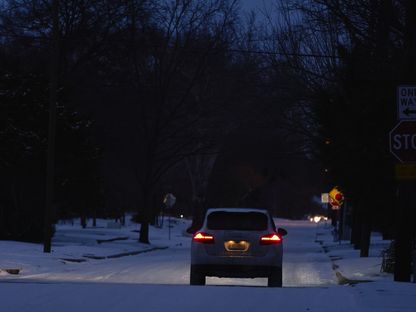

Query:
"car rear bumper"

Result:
[[192, 264, 281, 278], [191, 244, 283, 267]]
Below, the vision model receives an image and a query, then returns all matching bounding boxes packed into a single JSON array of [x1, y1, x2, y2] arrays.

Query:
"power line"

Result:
[[228, 47, 342, 59], [0, 33, 343, 59]]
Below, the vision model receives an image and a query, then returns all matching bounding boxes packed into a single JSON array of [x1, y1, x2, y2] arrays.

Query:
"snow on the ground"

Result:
[[1, 215, 416, 312], [0, 216, 192, 280], [314, 221, 393, 283]]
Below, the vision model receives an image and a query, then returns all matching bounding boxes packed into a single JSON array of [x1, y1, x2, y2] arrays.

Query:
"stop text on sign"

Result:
[[389, 120, 416, 162], [391, 134, 416, 150]]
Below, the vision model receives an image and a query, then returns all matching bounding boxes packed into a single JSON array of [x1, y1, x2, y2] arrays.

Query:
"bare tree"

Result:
[[260, 0, 412, 260], [114, 0, 240, 243]]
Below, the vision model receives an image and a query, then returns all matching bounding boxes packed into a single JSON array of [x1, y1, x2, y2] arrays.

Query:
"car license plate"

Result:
[[224, 240, 250, 252]]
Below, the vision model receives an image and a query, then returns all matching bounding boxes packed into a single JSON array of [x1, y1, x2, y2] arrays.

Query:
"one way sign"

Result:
[[398, 85, 416, 120]]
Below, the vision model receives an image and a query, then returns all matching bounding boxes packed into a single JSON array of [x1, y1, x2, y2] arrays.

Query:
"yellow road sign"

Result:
[[329, 186, 344, 209], [395, 163, 416, 180]]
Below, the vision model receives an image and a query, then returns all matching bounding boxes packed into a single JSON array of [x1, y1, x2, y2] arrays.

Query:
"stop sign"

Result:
[[390, 120, 416, 162]]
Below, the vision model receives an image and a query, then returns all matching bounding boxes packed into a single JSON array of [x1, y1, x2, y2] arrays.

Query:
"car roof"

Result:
[[206, 208, 269, 214]]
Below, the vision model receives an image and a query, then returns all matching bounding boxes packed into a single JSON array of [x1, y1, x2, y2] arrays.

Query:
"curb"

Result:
[[107, 246, 169, 259], [83, 246, 169, 260], [61, 246, 169, 262], [316, 235, 373, 286]]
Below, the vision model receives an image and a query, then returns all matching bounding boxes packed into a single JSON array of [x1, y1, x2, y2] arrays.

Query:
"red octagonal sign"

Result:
[[390, 120, 416, 162]]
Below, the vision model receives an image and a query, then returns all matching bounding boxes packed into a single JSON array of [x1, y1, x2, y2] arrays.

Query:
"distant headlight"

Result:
[[310, 215, 328, 223]]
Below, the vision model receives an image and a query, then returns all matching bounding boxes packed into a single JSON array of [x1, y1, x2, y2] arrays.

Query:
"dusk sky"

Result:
[[240, 0, 273, 12]]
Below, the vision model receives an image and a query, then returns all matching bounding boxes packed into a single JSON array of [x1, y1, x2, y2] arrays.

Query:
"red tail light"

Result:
[[260, 233, 281, 245], [193, 232, 215, 244]]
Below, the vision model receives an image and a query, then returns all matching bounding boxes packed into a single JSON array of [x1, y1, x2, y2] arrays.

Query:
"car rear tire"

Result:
[[268, 267, 282, 287], [190, 266, 206, 285]]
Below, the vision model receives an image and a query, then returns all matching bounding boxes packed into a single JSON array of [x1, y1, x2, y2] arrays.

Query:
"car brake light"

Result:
[[193, 232, 214, 243], [260, 233, 281, 245]]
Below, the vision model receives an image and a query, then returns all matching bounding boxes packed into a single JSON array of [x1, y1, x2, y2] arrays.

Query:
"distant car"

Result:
[[309, 215, 328, 223], [190, 208, 287, 287]]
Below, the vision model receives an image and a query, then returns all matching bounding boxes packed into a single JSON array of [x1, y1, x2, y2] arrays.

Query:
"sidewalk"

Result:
[[315, 222, 393, 284]]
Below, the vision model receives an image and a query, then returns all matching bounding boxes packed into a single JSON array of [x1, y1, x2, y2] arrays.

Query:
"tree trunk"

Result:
[[188, 198, 204, 233], [139, 187, 151, 244], [360, 219, 371, 257], [381, 194, 395, 240], [394, 182, 413, 282], [121, 211, 125, 226], [351, 205, 361, 249], [92, 210, 97, 227], [330, 208, 337, 228], [139, 220, 150, 244], [80, 214, 87, 228], [92, 202, 96, 227]]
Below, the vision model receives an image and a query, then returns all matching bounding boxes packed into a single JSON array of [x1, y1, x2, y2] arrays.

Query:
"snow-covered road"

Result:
[[205, 219, 337, 287], [2, 218, 416, 311], [6, 218, 336, 287], [280, 219, 336, 287]]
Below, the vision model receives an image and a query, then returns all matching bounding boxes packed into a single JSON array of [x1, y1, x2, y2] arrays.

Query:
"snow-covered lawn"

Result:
[[0, 216, 192, 283], [0, 216, 190, 279], [1, 216, 416, 311]]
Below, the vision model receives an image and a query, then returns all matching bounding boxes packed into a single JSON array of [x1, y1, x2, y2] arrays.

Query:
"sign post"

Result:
[[328, 187, 344, 242], [163, 193, 176, 240], [391, 85, 416, 282]]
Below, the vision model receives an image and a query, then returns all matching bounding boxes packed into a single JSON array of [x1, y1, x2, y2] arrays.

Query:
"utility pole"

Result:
[[394, 0, 416, 281], [395, 183, 413, 281], [44, 0, 60, 253]]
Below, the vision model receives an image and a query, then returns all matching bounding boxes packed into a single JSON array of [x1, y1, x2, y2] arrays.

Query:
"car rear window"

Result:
[[207, 211, 268, 231]]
